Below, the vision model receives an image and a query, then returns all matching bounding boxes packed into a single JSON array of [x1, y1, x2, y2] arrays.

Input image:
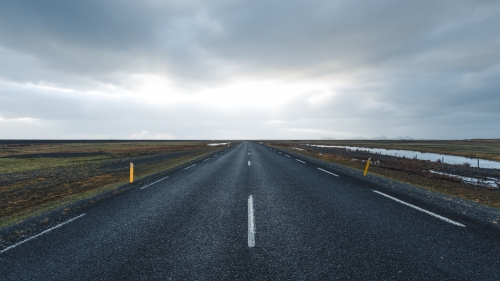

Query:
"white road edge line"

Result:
[[248, 195, 255, 248], [248, 161, 251, 166], [285, 155, 290, 157], [296, 159, 306, 163], [317, 168, 339, 177], [140, 176, 169, 190], [203, 158, 210, 161], [184, 164, 196, 170], [0, 214, 86, 254], [372, 190, 466, 227]]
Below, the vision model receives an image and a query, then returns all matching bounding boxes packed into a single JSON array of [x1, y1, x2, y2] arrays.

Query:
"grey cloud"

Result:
[[1, 0, 500, 139]]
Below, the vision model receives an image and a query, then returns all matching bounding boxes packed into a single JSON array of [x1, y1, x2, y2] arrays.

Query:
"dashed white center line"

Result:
[[0, 214, 86, 254], [317, 168, 339, 177], [278, 152, 282, 154], [248, 195, 255, 248], [140, 176, 169, 189], [296, 159, 306, 163], [184, 164, 196, 170], [248, 161, 251, 166], [372, 190, 466, 227], [248, 153, 250, 155], [285, 155, 290, 157], [203, 158, 210, 161]]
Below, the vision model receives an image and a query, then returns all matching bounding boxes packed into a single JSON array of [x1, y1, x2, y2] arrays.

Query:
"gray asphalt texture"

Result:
[[0, 141, 499, 280]]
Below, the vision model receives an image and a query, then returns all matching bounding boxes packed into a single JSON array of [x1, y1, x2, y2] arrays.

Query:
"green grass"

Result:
[[0, 141, 225, 174]]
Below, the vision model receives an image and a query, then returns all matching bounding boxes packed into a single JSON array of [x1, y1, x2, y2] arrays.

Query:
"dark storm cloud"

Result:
[[202, 0, 500, 76], [3, 0, 498, 82], [0, 0, 219, 86]]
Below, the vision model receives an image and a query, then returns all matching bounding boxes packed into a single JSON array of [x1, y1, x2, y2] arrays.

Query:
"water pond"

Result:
[[305, 144, 500, 169]]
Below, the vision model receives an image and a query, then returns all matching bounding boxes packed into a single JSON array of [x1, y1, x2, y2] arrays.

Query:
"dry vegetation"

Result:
[[0, 141, 226, 227], [272, 141, 500, 209]]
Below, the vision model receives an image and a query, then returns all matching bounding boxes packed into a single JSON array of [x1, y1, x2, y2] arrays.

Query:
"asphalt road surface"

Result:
[[1, 141, 499, 280]]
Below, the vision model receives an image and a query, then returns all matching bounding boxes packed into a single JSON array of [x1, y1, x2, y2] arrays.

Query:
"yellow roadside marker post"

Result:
[[130, 162, 134, 183], [363, 157, 371, 176]]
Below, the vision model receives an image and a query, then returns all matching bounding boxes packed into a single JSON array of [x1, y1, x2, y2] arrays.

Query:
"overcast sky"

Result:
[[1, 0, 499, 140]]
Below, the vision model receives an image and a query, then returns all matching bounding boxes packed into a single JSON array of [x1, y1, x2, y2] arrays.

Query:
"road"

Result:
[[1, 141, 499, 280]]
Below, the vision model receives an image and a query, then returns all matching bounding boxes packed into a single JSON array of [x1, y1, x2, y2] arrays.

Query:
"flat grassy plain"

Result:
[[0, 141, 226, 227], [270, 140, 500, 209]]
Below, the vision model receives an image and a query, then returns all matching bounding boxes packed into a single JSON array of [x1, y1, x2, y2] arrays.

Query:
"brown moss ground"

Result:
[[0, 141, 229, 227]]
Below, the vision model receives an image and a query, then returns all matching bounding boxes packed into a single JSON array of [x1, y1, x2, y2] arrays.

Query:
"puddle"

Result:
[[304, 144, 500, 169], [429, 170, 499, 188]]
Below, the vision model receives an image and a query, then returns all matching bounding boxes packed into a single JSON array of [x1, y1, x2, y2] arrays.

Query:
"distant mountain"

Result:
[[343, 135, 414, 140], [321, 137, 336, 140], [371, 135, 388, 140], [392, 136, 414, 140]]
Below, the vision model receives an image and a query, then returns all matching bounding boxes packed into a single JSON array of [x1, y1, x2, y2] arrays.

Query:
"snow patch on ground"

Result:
[[207, 143, 229, 146]]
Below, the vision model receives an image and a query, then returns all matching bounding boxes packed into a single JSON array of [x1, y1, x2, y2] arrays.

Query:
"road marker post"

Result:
[[130, 162, 134, 183], [363, 158, 371, 176]]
